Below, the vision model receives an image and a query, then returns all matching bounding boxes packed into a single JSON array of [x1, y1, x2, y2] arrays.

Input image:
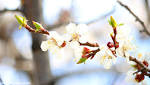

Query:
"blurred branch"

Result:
[[46, 9, 71, 30], [0, 8, 22, 14], [46, 5, 115, 30], [117, 0, 150, 36], [49, 67, 118, 84], [87, 6, 116, 25], [144, 0, 150, 23], [0, 77, 4, 85], [46, 22, 69, 30]]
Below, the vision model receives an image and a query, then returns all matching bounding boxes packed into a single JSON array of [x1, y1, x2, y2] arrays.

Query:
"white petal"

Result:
[[41, 41, 49, 51]]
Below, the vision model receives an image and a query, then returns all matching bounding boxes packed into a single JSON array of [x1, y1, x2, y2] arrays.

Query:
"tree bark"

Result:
[[22, 0, 52, 85]]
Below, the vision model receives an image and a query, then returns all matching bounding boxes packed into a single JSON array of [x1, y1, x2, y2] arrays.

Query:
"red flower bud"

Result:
[[143, 60, 149, 67], [61, 41, 66, 47], [107, 42, 114, 48], [135, 74, 145, 82], [83, 47, 90, 54]]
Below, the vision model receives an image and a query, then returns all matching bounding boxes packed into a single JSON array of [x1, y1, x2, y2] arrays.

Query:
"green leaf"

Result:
[[32, 21, 43, 32], [131, 64, 137, 69], [15, 15, 27, 29], [77, 58, 87, 64], [118, 23, 124, 26], [108, 19, 112, 26], [15, 15, 27, 26]]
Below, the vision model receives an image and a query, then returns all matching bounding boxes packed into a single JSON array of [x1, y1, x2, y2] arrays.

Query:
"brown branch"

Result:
[[89, 48, 100, 59], [117, 0, 150, 36], [0, 8, 21, 13], [79, 42, 99, 47], [129, 56, 150, 77], [25, 25, 49, 35], [107, 27, 118, 57]]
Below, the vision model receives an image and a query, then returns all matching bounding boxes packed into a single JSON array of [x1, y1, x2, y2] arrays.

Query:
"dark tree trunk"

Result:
[[22, 0, 53, 85]]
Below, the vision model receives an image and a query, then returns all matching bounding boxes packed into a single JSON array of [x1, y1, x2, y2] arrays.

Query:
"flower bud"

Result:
[[32, 21, 44, 32], [15, 15, 27, 29], [143, 60, 149, 67], [108, 16, 117, 28], [135, 74, 144, 82], [107, 42, 114, 48]]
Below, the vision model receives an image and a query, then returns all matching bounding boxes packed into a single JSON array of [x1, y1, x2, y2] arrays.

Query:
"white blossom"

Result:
[[116, 26, 136, 58], [65, 23, 89, 42], [47, 31, 65, 46], [96, 45, 116, 69], [41, 31, 67, 55]]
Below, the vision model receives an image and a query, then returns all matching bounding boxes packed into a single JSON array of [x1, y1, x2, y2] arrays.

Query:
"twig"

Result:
[[129, 56, 150, 77], [0, 8, 21, 14], [24, 25, 49, 35], [79, 42, 99, 47], [117, 0, 150, 36]]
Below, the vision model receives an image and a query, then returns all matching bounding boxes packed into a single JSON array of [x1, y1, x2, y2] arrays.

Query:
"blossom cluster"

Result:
[[41, 23, 100, 64], [15, 15, 150, 84]]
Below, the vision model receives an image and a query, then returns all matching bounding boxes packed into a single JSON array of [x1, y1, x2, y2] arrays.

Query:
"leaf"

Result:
[[77, 58, 87, 64], [108, 19, 112, 26], [15, 15, 27, 29], [131, 64, 137, 69], [15, 15, 27, 26], [32, 21, 43, 32], [118, 23, 124, 26]]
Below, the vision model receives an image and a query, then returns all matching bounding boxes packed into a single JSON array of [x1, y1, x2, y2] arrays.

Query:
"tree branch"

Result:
[[117, 0, 150, 36], [0, 8, 21, 14], [79, 42, 99, 47], [24, 24, 49, 35], [129, 56, 150, 77]]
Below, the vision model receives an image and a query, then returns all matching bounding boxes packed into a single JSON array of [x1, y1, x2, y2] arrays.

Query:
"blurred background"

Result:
[[0, 0, 150, 85]]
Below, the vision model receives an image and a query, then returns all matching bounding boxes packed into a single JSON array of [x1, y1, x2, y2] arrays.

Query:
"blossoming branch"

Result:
[[15, 15, 150, 83]]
